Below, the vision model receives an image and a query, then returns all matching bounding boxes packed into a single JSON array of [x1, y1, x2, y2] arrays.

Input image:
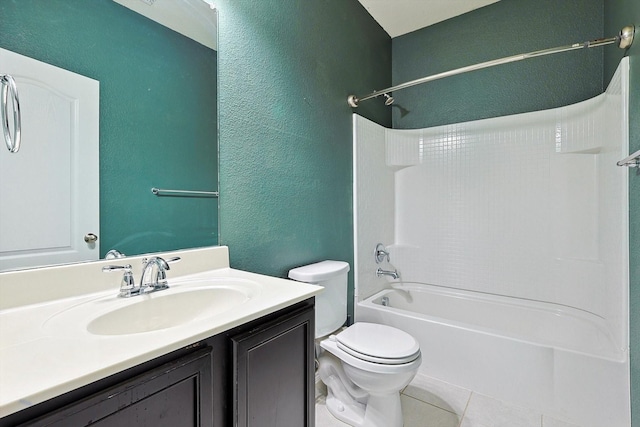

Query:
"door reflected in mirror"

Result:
[[0, 0, 218, 272]]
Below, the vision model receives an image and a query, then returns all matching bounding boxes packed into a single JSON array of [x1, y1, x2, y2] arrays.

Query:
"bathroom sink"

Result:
[[87, 287, 249, 335], [43, 278, 261, 336]]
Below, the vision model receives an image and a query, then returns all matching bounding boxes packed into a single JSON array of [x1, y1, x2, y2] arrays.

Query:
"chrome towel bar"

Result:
[[151, 187, 219, 198], [617, 149, 640, 168], [0, 74, 21, 153]]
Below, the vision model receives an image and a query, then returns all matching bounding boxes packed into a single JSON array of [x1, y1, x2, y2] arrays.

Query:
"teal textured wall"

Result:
[[216, 0, 391, 320], [0, 0, 218, 257], [604, 3, 640, 425], [391, 0, 603, 129]]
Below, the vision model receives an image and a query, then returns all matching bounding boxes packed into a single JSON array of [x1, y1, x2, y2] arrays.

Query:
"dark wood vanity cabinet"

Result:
[[232, 303, 315, 427], [1, 299, 315, 427]]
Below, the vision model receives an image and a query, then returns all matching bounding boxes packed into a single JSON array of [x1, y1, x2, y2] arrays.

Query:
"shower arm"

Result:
[[347, 25, 635, 108]]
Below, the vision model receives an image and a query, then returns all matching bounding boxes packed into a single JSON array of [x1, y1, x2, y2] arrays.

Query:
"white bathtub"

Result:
[[356, 283, 630, 427]]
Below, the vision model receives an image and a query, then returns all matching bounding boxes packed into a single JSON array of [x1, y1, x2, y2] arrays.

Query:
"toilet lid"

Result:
[[336, 323, 420, 365]]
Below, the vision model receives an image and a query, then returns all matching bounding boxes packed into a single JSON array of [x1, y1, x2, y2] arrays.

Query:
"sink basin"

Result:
[[88, 287, 249, 335], [43, 278, 261, 337]]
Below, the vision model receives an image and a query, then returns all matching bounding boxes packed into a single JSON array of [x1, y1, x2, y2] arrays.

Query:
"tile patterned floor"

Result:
[[315, 373, 581, 427]]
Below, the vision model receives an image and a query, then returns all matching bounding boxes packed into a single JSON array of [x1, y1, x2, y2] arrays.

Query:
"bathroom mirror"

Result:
[[0, 0, 218, 272]]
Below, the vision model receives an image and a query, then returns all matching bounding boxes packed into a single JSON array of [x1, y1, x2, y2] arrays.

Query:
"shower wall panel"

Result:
[[354, 58, 629, 352], [353, 115, 394, 303]]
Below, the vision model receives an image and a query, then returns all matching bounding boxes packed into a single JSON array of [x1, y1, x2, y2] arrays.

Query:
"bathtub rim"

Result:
[[358, 283, 627, 363]]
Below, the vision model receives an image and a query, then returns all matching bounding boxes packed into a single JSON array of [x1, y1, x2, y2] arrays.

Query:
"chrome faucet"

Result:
[[102, 256, 181, 298], [140, 257, 169, 290], [140, 256, 178, 292], [376, 267, 399, 280]]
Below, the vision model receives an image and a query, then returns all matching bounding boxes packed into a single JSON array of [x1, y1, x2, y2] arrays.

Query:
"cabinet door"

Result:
[[232, 306, 315, 427], [20, 347, 213, 427]]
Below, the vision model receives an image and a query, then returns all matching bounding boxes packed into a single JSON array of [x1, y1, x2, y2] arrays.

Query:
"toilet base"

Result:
[[325, 393, 366, 427], [325, 390, 404, 427], [319, 353, 406, 427], [319, 354, 367, 426], [361, 392, 403, 427]]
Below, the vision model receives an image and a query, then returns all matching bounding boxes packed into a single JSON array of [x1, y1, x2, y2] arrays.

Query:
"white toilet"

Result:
[[289, 261, 421, 427]]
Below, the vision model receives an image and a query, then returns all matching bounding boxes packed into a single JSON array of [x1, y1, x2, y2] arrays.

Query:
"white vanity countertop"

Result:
[[0, 246, 322, 418]]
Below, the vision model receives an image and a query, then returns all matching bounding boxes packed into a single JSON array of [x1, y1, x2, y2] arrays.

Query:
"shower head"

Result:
[[383, 93, 394, 106]]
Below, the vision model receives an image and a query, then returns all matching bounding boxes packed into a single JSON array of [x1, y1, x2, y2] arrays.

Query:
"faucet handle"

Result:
[[102, 264, 133, 275], [158, 257, 181, 280], [102, 264, 135, 297], [156, 257, 181, 289], [141, 256, 180, 269], [374, 243, 390, 264]]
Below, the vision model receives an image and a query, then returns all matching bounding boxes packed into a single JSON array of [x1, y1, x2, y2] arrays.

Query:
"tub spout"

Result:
[[376, 267, 399, 280]]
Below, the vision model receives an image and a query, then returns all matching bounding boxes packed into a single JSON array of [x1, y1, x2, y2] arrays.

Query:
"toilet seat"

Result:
[[336, 323, 420, 365], [320, 323, 422, 374]]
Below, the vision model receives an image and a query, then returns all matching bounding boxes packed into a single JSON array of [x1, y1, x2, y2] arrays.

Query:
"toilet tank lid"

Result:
[[288, 260, 350, 282]]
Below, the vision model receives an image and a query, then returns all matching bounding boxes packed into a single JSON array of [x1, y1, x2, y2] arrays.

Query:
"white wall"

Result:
[[353, 58, 629, 352]]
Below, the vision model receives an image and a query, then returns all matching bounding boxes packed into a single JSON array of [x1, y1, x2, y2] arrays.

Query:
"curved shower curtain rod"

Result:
[[347, 25, 636, 108]]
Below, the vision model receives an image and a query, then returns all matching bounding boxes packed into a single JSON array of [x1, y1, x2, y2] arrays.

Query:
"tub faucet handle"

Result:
[[375, 243, 390, 264]]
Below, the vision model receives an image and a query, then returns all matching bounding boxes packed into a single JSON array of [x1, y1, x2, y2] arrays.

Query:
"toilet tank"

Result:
[[288, 260, 350, 338]]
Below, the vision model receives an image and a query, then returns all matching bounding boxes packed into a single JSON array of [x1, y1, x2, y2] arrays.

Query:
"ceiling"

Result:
[[356, 0, 500, 38], [114, 0, 217, 50]]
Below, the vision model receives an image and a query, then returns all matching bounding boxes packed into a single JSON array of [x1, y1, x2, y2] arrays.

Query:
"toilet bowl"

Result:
[[318, 322, 421, 427], [288, 261, 422, 427]]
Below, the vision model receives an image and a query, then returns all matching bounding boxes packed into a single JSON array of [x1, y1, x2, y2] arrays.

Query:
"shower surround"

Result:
[[353, 58, 630, 427]]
